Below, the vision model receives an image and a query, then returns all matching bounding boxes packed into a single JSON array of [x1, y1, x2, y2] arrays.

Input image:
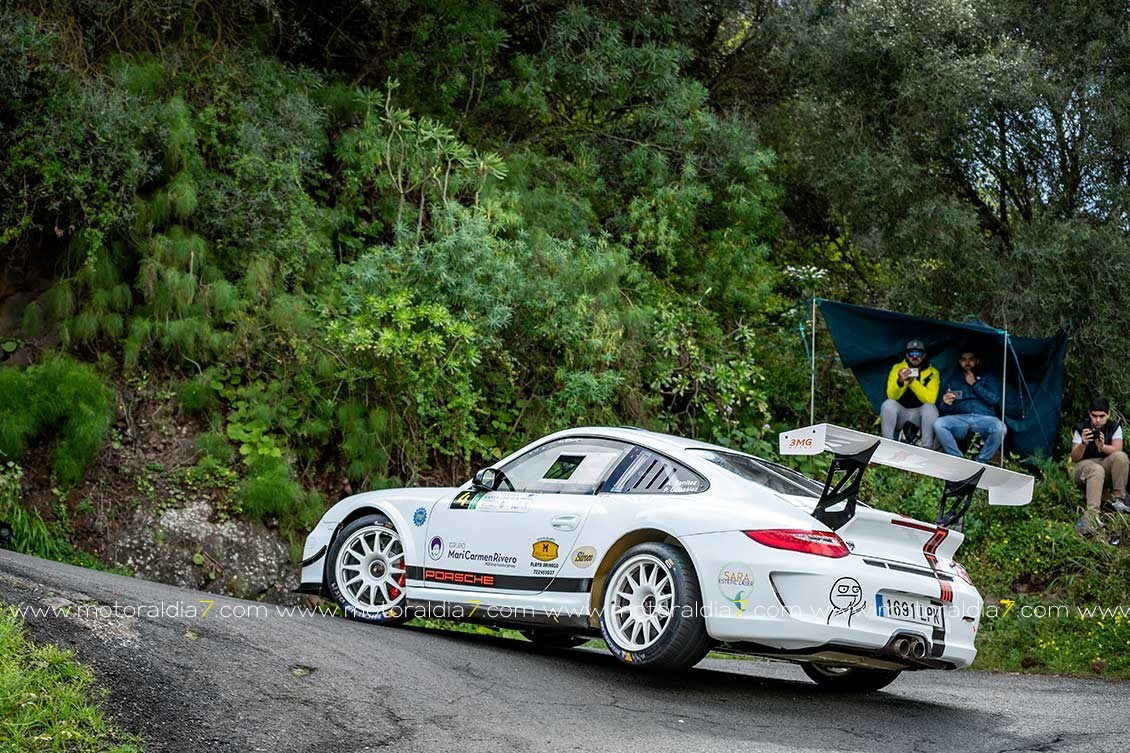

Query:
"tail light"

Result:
[[744, 529, 850, 558]]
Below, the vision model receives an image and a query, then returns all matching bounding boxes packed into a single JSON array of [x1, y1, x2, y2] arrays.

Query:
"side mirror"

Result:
[[472, 468, 499, 492]]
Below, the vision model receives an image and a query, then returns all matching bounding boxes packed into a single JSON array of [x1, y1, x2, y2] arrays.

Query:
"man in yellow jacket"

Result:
[[880, 339, 941, 448]]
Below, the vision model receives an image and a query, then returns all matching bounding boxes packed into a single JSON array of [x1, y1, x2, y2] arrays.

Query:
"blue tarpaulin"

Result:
[[817, 299, 1068, 459]]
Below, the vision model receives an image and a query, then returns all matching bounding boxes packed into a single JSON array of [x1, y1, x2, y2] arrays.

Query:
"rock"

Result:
[[103, 500, 298, 601]]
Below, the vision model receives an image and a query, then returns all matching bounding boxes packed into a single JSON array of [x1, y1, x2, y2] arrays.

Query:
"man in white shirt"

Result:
[[1071, 398, 1130, 534]]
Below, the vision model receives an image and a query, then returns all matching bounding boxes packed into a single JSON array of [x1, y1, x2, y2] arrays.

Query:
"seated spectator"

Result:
[[1071, 398, 1130, 534], [934, 350, 1006, 464], [880, 339, 940, 448]]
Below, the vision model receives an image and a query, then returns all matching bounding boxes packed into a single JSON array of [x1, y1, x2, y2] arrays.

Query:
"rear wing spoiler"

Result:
[[779, 423, 1034, 528]]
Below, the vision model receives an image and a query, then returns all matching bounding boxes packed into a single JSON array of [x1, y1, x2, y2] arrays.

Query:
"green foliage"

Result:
[[239, 456, 319, 528], [194, 431, 234, 463], [336, 402, 398, 484], [0, 603, 143, 752], [175, 373, 218, 414], [0, 357, 113, 487]]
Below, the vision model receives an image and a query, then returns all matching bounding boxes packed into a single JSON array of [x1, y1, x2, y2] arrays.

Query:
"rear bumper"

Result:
[[681, 531, 981, 669]]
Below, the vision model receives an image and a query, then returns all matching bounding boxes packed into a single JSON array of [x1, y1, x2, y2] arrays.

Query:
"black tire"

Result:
[[801, 663, 902, 692], [326, 514, 410, 625], [599, 541, 712, 670], [521, 629, 588, 650]]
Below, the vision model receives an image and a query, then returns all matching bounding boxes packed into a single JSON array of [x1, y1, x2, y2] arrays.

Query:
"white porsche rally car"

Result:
[[298, 423, 1032, 692]]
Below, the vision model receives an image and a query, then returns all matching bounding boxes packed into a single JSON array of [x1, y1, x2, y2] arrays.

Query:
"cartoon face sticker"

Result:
[[830, 577, 863, 611], [429, 536, 444, 561], [827, 577, 865, 627]]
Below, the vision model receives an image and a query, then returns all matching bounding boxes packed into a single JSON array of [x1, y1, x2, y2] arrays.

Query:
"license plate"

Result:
[[876, 592, 944, 629]]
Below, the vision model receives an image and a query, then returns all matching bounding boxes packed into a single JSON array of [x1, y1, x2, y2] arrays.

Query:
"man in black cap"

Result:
[[880, 339, 941, 448]]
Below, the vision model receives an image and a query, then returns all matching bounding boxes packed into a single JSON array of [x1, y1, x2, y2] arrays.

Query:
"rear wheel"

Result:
[[599, 542, 711, 670], [801, 663, 902, 692], [327, 514, 409, 625]]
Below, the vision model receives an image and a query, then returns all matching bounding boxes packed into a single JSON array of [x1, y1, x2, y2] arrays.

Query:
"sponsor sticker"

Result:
[[717, 563, 755, 615], [571, 546, 597, 569], [428, 536, 444, 561], [473, 494, 531, 513], [447, 546, 519, 569], [450, 490, 486, 510], [424, 568, 496, 587], [413, 507, 428, 526], [532, 539, 559, 562], [450, 491, 531, 512]]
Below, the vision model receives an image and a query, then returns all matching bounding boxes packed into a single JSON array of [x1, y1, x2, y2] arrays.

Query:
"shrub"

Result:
[[239, 456, 320, 528], [0, 356, 113, 487], [194, 431, 234, 463], [176, 373, 218, 414]]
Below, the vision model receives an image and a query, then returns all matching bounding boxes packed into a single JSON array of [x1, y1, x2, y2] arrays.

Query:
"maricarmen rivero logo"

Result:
[[717, 563, 755, 614]]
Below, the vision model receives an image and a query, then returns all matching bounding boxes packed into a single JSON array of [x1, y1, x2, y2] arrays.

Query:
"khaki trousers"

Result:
[[1072, 452, 1130, 513]]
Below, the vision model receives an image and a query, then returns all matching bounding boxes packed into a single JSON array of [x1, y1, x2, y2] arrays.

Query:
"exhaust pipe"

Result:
[[886, 635, 929, 661]]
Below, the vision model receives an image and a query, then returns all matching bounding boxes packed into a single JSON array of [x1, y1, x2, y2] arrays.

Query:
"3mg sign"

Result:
[[779, 425, 825, 456]]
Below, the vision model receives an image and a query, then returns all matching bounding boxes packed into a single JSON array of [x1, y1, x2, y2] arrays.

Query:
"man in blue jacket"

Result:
[[934, 350, 1006, 464]]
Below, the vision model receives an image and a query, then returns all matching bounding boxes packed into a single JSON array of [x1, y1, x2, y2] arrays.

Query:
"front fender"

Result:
[[299, 488, 456, 590]]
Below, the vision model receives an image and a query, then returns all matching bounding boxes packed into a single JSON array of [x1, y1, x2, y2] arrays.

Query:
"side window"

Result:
[[608, 449, 707, 494], [501, 438, 631, 494]]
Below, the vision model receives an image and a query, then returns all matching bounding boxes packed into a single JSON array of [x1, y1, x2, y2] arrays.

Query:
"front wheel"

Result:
[[801, 663, 902, 692], [599, 542, 711, 670], [326, 514, 410, 625]]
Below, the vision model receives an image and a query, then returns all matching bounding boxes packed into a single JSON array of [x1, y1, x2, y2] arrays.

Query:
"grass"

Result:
[[0, 606, 143, 752]]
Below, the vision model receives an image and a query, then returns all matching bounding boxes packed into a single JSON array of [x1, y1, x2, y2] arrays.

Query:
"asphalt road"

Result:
[[1, 549, 1124, 753]]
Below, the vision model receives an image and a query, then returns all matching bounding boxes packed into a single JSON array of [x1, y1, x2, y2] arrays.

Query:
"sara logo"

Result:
[[571, 546, 596, 569], [428, 536, 444, 561], [532, 539, 559, 562], [717, 563, 755, 615]]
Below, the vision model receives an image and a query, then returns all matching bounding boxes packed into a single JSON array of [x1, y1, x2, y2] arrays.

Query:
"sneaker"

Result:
[[1075, 515, 1097, 536], [1111, 498, 1130, 514]]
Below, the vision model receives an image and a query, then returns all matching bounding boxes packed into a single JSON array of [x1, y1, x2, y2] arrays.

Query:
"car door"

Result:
[[422, 437, 633, 595]]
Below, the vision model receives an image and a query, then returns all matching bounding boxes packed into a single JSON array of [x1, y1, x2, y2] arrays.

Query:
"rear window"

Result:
[[691, 449, 821, 498]]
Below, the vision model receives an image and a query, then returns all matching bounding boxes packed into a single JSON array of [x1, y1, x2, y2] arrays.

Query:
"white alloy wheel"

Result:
[[334, 523, 406, 614], [604, 553, 676, 651]]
